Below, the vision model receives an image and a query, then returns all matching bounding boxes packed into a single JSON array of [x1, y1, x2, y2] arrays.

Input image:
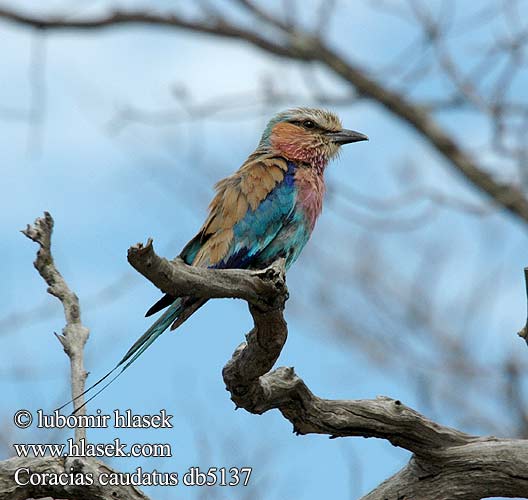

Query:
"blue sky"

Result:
[[1, 1, 528, 499]]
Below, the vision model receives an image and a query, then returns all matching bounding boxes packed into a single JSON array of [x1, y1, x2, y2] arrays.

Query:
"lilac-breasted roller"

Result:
[[71, 108, 368, 409]]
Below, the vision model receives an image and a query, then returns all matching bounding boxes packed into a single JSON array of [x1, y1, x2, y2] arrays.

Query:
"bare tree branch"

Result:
[[362, 439, 528, 500], [128, 238, 528, 499], [107, 87, 360, 134], [0, 214, 153, 500], [127, 238, 287, 311], [1, 6, 528, 224], [234, 0, 291, 31], [0, 456, 149, 500], [21, 212, 89, 443], [0, 7, 299, 59]]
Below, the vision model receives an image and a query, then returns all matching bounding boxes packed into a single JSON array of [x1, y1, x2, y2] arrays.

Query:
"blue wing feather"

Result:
[[214, 162, 297, 269], [179, 234, 204, 264]]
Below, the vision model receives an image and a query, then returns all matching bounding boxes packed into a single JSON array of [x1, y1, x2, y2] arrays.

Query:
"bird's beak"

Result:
[[328, 129, 369, 145]]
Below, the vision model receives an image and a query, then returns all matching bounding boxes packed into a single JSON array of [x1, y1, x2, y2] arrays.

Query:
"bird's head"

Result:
[[259, 107, 368, 168]]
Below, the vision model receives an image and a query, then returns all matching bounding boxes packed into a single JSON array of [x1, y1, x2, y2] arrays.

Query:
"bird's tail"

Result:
[[58, 297, 204, 414]]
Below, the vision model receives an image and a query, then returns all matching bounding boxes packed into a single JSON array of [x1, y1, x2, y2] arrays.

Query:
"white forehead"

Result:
[[278, 107, 342, 131]]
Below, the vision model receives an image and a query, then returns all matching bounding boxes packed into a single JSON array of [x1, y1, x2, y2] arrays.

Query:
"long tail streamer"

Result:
[[57, 299, 184, 414]]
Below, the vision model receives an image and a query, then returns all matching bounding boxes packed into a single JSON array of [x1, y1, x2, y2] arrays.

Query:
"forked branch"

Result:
[[128, 238, 528, 500], [3, 215, 528, 499]]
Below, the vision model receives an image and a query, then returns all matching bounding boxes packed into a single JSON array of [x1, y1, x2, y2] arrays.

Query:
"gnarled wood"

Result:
[[128, 239, 528, 500], [0, 456, 148, 500], [5, 216, 528, 500]]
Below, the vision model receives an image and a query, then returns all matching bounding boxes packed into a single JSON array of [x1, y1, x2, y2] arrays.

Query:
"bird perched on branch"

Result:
[[68, 107, 368, 410]]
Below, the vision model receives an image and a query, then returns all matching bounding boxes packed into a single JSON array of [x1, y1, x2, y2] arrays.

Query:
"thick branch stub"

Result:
[[127, 239, 288, 310]]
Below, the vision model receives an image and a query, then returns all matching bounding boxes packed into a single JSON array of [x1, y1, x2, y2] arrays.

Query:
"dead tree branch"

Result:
[[0, 213, 151, 500], [4, 217, 528, 499], [1, 6, 528, 225], [128, 238, 528, 500], [0, 456, 149, 500], [127, 239, 287, 311], [21, 212, 89, 443]]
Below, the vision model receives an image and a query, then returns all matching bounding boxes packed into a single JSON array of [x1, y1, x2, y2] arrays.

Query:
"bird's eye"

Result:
[[303, 120, 315, 129]]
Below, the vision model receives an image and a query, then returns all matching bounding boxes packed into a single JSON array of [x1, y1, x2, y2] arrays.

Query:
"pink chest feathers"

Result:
[[294, 168, 326, 229]]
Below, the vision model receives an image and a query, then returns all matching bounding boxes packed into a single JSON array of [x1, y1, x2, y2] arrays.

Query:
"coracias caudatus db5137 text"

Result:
[[70, 107, 368, 409]]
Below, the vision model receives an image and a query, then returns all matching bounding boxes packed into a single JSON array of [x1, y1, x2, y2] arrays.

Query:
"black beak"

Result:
[[328, 129, 369, 145]]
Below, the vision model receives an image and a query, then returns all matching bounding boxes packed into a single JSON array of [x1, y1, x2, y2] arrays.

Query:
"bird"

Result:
[[65, 107, 368, 412]]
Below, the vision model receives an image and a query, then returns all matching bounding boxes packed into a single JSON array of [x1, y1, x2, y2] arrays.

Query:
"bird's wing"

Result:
[[191, 155, 296, 268], [146, 156, 295, 317]]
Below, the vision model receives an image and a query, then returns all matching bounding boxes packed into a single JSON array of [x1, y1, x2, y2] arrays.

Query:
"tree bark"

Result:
[[128, 238, 528, 500], [2, 215, 527, 499]]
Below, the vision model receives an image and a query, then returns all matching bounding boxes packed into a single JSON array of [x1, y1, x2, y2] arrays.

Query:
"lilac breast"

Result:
[[294, 167, 325, 230]]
